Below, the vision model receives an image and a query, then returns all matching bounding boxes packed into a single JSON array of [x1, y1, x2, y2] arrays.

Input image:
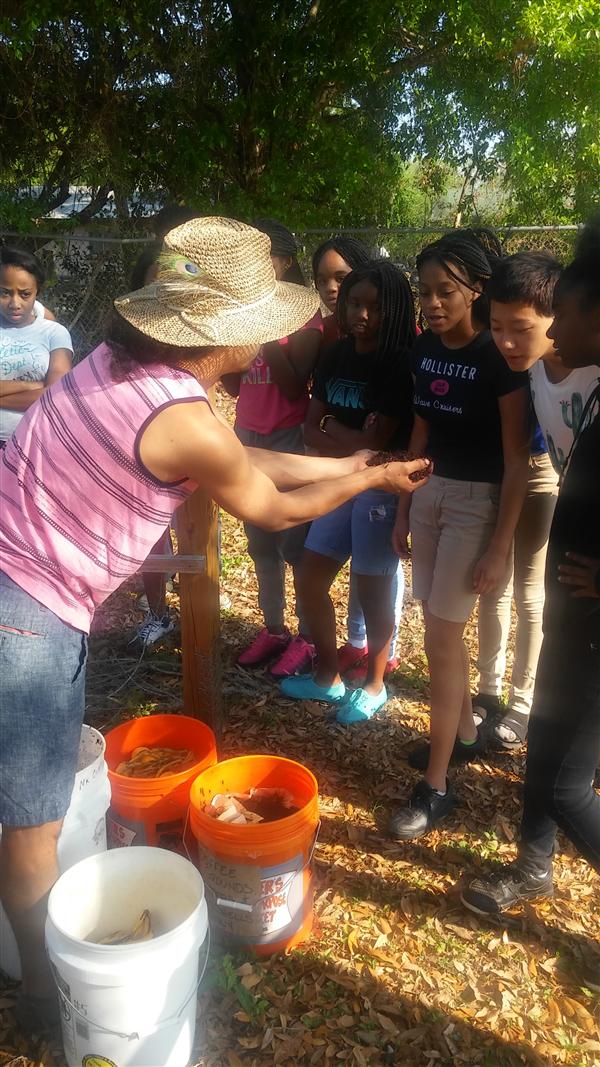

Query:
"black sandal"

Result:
[[490, 708, 529, 751], [471, 692, 503, 730]]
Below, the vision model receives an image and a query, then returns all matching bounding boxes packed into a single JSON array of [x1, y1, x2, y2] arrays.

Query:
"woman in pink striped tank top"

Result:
[[0, 217, 432, 1029]]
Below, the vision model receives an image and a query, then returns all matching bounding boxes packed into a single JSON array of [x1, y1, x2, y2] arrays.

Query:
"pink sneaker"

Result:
[[337, 642, 368, 675], [237, 628, 290, 667], [269, 635, 316, 678], [345, 656, 399, 684]]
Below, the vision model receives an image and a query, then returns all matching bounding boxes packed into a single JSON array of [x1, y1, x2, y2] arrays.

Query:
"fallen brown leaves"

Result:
[[0, 986, 64, 1066], [2, 390, 599, 1066]]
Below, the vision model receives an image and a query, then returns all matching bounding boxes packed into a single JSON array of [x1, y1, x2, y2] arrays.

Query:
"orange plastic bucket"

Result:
[[104, 713, 217, 853], [188, 755, 319, 955]]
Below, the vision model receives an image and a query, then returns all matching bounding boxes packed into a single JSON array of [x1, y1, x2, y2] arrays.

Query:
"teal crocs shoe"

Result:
[[336, 686, 387, 724], [280, 673, 346, 704]]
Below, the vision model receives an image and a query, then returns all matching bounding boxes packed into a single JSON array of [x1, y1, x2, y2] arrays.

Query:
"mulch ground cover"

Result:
[[2, 391, 599, 1066]]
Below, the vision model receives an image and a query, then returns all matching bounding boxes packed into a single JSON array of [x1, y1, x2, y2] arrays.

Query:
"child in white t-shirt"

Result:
[[529, 358, 599, 476], [0, 247, 72, 444], [478, 251, 599, 748]]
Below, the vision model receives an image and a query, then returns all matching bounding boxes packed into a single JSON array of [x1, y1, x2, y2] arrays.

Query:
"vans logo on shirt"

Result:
[[325, 378, 366, 409], [420, 356, 477, 381]]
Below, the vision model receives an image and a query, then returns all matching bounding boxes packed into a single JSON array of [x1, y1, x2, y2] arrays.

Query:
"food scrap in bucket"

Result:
[[366, 449, 433, 482], [116, 746, 195, 777], [205, 787, 299, 824], [96, 909, 154, 945]]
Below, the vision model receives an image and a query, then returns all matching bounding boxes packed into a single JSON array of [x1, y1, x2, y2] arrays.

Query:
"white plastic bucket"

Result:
[[0, 724, 111, 980], [46, 846, 208, 1067]]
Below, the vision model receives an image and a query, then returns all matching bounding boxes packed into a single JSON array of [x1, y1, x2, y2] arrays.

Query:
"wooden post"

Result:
[[176, 488, 223, 743]]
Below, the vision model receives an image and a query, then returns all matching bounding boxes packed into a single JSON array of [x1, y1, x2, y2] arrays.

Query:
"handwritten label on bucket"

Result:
[[196, 845, 304, 943], [75, 760, 104, 793], [106, 812, 144, 848]]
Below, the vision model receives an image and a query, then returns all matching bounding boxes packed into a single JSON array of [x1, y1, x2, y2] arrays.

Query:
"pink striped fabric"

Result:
[[0, 343, 207, 632]]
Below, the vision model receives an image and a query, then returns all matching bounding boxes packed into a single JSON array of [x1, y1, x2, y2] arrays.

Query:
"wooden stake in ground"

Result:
[[176, 488, 223, 742]]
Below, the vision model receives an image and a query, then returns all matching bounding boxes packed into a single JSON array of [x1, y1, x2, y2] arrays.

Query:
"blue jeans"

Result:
[[305, 490, 400, 574], [305, 490, 402, 659], [0, 572, 88, 826], [346, 569, 404, 658]]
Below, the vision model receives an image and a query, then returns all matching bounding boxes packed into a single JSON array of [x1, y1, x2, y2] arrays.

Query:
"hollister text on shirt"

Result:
[[411, 330, 528, 483]]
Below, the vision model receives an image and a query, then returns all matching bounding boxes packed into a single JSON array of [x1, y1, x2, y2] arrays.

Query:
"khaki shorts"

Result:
[[410, 474, 501, 623]]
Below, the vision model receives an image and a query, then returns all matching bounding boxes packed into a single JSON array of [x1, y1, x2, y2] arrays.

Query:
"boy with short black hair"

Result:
[[460, 222, 600, 941], [489, 251, 598, 476], [473, 251, 599, 749]]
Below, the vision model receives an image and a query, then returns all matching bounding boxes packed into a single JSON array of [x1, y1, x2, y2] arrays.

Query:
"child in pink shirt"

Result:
[[224, 219, 323, 677]]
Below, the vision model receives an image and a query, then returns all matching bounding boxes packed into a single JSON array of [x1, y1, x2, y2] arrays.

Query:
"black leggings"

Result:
[[519, 631, 600, 874]]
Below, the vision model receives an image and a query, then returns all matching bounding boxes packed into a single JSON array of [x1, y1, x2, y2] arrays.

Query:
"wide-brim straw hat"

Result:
[[114, 217, 319, 348]]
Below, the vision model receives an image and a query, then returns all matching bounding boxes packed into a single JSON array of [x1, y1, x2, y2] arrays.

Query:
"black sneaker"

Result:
[[460, 862, 554, 916], [407, 726, 486, 771], [388, 779, 455, 840]]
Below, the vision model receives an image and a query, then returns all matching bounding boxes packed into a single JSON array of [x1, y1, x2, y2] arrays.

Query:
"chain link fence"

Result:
[[1, 226, 579, 360]]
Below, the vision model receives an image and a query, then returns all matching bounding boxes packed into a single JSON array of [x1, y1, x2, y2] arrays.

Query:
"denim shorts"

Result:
[[304, 489, 400, 575], [0, 571, 88, 826]]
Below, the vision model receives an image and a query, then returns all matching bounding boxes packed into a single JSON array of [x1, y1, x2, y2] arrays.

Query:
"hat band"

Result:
[[160, 280, 279, 318], [218, 283, 279, 319]]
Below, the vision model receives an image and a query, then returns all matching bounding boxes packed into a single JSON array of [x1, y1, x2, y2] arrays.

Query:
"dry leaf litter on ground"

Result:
[[2, 389, 599, 1067]]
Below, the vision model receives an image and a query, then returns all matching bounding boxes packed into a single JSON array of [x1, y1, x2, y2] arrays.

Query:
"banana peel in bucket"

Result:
[[205, 787, 298, 825], [96, 909, 154, 945], [116, 746, 195, 778]]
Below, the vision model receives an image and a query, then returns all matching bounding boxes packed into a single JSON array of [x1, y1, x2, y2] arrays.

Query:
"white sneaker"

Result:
[[133, 611, 174, 648]]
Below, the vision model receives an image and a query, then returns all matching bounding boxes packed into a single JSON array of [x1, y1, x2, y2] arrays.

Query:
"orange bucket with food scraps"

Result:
[[105, 714, 216, 853], [188, 754, 319, 955]]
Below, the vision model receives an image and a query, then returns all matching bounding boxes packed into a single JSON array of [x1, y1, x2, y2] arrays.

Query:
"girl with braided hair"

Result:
[[312, 237, 405, 680], [312, 236, 372, 352], [281, 260, 420, 722], [388, 230, 530, 840]]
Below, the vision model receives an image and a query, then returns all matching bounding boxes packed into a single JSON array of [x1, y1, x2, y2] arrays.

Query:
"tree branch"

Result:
[[34, 175, 71, 215], [384, 38, 451, 76], [72, 183, 112, 222]]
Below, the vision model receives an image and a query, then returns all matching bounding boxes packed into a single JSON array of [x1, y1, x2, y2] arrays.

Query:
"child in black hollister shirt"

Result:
[[387, 230, 529, 842], [411, 329, 523, 483]]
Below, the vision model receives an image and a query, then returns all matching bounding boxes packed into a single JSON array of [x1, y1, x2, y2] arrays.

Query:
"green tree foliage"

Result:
[[0, 0, 598, 228]]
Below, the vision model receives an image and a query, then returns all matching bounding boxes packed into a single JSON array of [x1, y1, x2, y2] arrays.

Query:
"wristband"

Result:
[[319, 414, 334, 433]]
